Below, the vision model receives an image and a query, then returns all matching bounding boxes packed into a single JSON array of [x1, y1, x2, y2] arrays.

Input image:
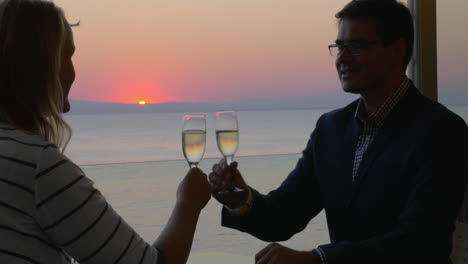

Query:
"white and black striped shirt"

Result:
[[0, 123, 163, 263]]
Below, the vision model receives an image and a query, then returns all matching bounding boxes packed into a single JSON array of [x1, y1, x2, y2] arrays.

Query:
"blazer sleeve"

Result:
[[318, 113, 468, 264], [222, 120, 324, 242]]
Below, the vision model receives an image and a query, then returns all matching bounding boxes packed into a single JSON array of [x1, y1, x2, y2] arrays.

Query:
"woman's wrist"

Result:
[[175, 199, 203, 216]]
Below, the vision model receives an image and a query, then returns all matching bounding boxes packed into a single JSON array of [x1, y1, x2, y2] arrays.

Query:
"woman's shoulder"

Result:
[[0, 122, 61, 168], [0, 122, 57, 148]]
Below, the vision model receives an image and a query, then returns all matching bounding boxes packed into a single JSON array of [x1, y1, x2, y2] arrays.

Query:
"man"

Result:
[[209, 0, 468, 263]]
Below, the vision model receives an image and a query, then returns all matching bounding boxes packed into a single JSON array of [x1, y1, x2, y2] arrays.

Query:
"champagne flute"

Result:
[[215, 111, 242, 192], [182, 115, 206, 168]]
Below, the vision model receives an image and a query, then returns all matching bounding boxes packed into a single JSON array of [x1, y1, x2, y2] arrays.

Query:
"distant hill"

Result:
[[67, 90, 359, 115], [67, 89, 467, 115]]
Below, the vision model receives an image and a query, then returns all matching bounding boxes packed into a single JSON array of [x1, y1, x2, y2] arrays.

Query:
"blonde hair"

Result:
[[0, 0, 72, 151]]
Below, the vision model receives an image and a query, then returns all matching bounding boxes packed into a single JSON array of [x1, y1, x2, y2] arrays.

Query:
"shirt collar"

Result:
[[354, 77, 411, 128]]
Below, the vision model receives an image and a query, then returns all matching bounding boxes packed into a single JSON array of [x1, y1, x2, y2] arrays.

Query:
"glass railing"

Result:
[[81, 154, 329, 263]]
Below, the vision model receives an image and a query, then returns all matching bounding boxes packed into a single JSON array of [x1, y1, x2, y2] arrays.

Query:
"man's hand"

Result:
[[209, 159, 249, 209], [255, 243, 321, 264]]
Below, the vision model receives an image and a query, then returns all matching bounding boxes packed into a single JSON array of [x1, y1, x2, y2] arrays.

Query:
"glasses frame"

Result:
[[328, 39, 385, 56]]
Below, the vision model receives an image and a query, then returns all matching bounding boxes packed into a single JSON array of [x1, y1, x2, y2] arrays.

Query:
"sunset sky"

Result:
[[54, 0, 467, 104]]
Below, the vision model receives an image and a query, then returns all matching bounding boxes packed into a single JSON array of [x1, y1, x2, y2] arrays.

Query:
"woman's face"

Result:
[[59, 23, 76, 113]]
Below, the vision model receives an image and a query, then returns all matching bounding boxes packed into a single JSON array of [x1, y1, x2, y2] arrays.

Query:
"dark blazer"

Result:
[[222, 86, 468, 264]]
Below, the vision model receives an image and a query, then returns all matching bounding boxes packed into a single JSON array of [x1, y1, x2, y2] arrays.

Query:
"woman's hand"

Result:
[[176, 168, 211, 212]]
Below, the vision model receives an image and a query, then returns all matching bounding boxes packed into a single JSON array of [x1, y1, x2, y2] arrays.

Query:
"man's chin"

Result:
[[341, 84, 361, 94]]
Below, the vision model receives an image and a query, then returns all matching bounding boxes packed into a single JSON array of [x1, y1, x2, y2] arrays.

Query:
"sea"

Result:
[[63, 106, 468, 262]]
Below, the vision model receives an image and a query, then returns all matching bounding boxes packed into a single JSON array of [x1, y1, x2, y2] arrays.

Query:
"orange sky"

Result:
[[54, 0, 467, 104]]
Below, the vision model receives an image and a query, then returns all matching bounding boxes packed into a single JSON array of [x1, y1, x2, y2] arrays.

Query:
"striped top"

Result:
[[0, 123, 162, 263]]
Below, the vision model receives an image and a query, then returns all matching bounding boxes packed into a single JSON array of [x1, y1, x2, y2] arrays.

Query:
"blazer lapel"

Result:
[[340, 104, 361, 207], [346, 124, 395, 207]]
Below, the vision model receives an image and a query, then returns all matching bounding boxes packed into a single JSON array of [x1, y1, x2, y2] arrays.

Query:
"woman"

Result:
[[0, 0, 211, 263]]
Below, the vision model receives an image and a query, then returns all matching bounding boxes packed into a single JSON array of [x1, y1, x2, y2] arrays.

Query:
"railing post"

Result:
[[407, 0, 438, 101]]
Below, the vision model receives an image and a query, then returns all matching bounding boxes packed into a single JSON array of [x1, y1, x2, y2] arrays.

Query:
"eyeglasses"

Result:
[[328, 39, 384, 56]]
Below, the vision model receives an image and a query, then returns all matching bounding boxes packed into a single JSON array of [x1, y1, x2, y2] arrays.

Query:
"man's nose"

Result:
[[336, 47, 353, 62]]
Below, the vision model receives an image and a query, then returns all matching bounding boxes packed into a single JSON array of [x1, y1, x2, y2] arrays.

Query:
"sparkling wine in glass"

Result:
[[215, 111, 239, 165], [216, 111, 243, 192], [182, 115, 206, 168]]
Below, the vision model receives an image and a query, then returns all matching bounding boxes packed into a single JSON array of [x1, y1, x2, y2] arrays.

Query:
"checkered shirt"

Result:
[[352, 77, 410, 181]]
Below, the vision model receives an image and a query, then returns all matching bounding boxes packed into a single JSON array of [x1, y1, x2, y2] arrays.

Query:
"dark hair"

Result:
[[336, 0, 414, 69], [0, 0, 72, 149]]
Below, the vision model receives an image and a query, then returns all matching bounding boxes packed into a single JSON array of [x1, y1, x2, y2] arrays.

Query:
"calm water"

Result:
[[64, 109, 329, 165], [64, 106, 468, 165], [66, 106, 467, 258]]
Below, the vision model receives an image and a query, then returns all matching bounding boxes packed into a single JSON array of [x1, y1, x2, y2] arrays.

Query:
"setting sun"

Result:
[[138, 100, 146, 105]]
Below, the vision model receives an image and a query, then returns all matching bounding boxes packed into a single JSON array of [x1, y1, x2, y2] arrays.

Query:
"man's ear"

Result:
[[391, 38, 407, 67]]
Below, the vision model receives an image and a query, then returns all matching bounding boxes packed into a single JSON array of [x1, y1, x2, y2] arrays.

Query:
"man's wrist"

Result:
[[224, 186, 253, 215]]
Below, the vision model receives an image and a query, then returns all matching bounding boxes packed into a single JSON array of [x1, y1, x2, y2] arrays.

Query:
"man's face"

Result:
[[335, 18, 396, 95]]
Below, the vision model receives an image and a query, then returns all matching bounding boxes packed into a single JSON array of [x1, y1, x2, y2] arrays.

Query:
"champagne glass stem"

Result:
[[225, 155, 233, 165], [190, 163, 197, 168], [225, 155, 244, 192]]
